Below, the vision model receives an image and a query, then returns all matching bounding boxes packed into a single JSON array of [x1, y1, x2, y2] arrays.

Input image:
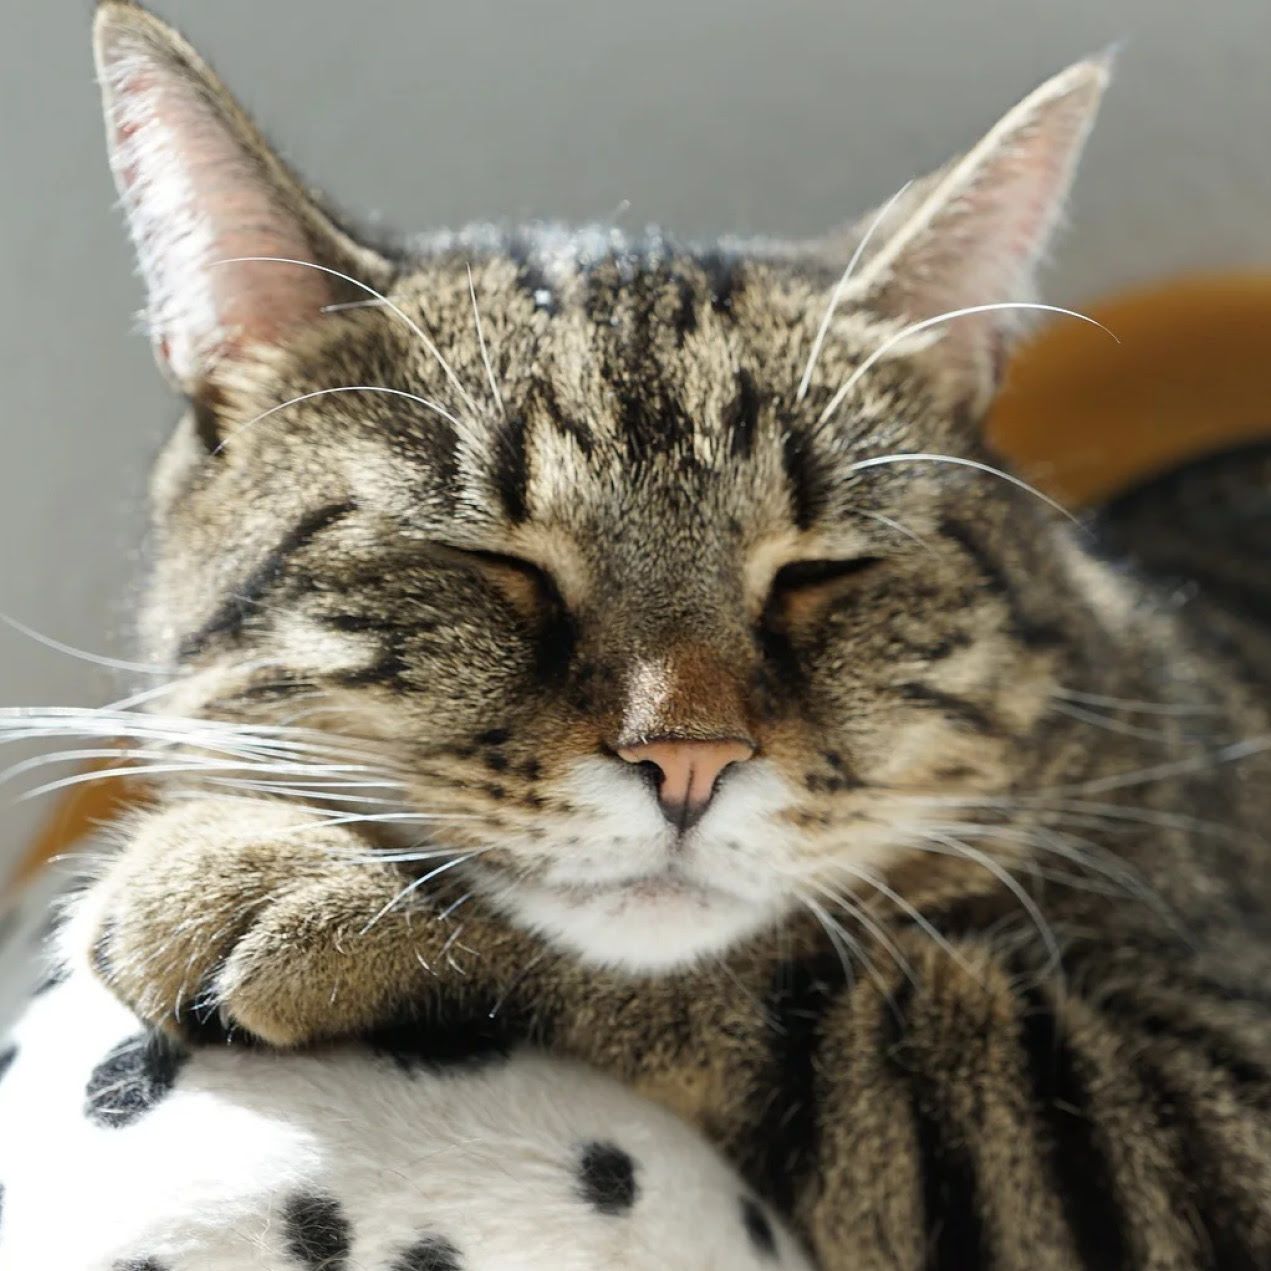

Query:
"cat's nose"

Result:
[[616, 738, 755, 832]]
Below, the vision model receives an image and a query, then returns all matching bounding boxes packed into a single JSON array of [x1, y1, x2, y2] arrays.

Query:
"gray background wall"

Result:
[[1, 0, 1269, 873]]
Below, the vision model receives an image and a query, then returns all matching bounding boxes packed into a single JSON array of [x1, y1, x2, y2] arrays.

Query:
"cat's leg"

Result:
[[69, 795, 548, 1046], [798, 935, 1271, 1271]]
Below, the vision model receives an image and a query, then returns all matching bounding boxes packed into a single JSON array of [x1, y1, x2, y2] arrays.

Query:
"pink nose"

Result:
[[616, 738, 756, 832]]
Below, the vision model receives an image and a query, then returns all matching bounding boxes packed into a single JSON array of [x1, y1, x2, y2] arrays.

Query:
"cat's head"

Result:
[[95, 0, 1110, 970]]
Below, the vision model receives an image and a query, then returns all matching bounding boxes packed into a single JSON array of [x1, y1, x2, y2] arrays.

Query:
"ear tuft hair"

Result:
[[848, 56, 1110, 406], [93, 1, 388, 391]]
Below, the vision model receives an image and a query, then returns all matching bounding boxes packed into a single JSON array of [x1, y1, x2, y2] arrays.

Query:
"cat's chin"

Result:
[[492, 872, 786, 972]]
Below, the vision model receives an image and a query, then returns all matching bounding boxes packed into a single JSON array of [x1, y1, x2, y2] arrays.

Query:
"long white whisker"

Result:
[[828, 861, 974, 976], [1052, 687, 1223, 717], [0, 708, 399, 764], [358, 852, 484, 934], [103, 682, 188, 712], [230, 810, 480, 841], [467, 263, 504, 416], [17, 762, 247, 801], [213, 256, 481, 415], [213, 385, 464, 455], [1051, 700, 1186, 743], [1044, 734, 1271, 798], [919, 831, 1061, 972], [846, 451, 1079, 524], [817, 301, 1118, 426], [320, 298, 389, 314], [805, 877, 917, 984], [198, 779, 406, 807], [0, 614, 176, 676], [796, 892, 859, 988], [796, 178, 914, 402], [798, 893, 904, 1015], [855, 509, 937, 554]]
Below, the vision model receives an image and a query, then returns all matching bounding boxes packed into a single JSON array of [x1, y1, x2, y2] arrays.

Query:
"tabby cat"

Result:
[[72, 2, 1271, 1267]]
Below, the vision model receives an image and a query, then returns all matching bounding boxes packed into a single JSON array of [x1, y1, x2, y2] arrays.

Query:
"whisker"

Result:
[[198, 778, 407, 807], [1052, 687, 1223, 717], [816, 301, 1117, 427], [439, 891, 473, 920], [843, 451, 1079, 525], [796, 178, 914, 402], [17, 762, 252, 801], [0, 613, 176, 676], [796, 892, 859, 988], [358, 851, 485, 934], [913, 831, 1062, 973], [1051, 735, 1271, 797], [854, 509, 937, 554], [212, 385, 464, 455], [1051, 700, 1189, 744], [797, 892, 902, 1019], [193, 810, 479, 848], [467, 263, 504, 416], [803, 876, 917, 984], [826, 861, 974, 976], [213, 256, 481, 415]]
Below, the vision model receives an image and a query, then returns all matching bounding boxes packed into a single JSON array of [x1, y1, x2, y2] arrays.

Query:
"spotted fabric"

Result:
[[0, 971, 808, 1270]]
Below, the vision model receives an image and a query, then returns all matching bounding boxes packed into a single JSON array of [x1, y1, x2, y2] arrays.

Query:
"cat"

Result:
[[65, 2, 1271, 1267]]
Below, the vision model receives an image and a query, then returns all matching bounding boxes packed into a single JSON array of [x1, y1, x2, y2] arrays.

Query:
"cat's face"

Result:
[[96, 2, 1108, 969]]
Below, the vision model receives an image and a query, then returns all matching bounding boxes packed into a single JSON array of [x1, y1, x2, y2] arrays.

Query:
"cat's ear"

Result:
[[93, 0, 391, 394], [844, 57, 1110, 409]]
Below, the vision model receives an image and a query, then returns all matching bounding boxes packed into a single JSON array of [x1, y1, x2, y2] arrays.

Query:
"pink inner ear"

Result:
[[101, 36, 334, 384], [858, 62, 1105, 371]]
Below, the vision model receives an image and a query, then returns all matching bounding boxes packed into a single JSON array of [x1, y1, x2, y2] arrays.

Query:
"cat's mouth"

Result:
[[557, 867, 724, 907], [482, 857, 787, 971]]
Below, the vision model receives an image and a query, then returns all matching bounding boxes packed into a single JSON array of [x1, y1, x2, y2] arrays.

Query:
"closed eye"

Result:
[[435, 544, 564, 613], [770, 556, 883, 594]]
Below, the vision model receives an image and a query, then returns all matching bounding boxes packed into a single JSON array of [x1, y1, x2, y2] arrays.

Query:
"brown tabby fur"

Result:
[[70, 4, 1271, 1268]]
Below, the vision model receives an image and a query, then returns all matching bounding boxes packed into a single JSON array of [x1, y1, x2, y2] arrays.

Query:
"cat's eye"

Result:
[[769, 556, 883, 594], [443, 546, 563, 614]]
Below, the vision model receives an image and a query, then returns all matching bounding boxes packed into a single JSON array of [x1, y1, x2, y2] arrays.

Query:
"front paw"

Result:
[[68, 798, 449, 1047]]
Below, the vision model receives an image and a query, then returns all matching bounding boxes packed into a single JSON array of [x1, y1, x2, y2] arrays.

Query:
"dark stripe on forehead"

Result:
[[178, 500, 356, 660], [725, 369, 761, 459], [490, 413, 531, 523], [530, 377, 595, 458], [670, 274, 699, 346], [697, 249, 744, 315], [781, 428, 824, 530], [591, 266, 697, 464]]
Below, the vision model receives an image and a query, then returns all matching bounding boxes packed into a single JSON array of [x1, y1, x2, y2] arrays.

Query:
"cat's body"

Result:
[[47, 3, 1271, 1267]]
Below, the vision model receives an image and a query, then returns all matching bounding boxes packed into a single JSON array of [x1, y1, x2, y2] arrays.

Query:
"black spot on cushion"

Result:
[[575, 1141, 638, 1215], [113, 1259, 169, 1270], [740, 1195, 778, 1258], [84, 1033, 187, 1129], [390, 1233, 464, 1271], [283, 1192, 350, 1269], [0, 1044, 15, 1083]]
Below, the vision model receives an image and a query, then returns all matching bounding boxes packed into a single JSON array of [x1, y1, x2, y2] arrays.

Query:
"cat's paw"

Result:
[[67, 798, 436, 1047]]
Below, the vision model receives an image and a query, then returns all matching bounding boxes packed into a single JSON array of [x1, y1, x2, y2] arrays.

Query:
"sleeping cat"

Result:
[[68, 1, 1271, 1267]]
